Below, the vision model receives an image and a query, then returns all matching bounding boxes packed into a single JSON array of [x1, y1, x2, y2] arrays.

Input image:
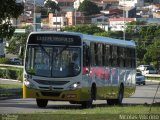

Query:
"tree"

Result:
[[94, 31, 124, 39], [35, 6, 48, 18], [78, 0, 100, 16], [44, 0, 60, 14], [6, 33, 28, 59], [0, 0, 24, 38], [6, 26, 30, 59], [145, 38, 160, 69], [63, 24, 104, 35]]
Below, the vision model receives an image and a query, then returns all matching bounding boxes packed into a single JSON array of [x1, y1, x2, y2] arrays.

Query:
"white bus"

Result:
[[23, 31, 136, 108]]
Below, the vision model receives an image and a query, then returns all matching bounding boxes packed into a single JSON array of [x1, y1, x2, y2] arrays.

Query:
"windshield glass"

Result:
[[136, 72, 142, 76], [25, 45, 81, 77], [146, 66, 154, 70]]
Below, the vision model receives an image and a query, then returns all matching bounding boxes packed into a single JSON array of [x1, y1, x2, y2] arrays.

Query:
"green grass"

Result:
[[0, 84, 22, 89], [1, 105, 159, 120], [40, 105, 160, 114], [146, 77, 160, 81]]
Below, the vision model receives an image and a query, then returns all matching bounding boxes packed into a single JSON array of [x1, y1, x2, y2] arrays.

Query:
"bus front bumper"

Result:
[[23, 85, 90, 101]]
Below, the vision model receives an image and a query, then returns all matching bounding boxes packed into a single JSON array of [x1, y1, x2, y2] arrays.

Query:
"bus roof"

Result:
[[30, 31, 136, 48]]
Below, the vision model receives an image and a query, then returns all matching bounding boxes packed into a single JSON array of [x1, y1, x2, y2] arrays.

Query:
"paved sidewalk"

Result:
[[0, 78, 22, 85]]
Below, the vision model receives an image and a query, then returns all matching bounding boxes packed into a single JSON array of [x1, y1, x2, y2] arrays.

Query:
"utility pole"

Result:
[[33, 0, 36, 31]]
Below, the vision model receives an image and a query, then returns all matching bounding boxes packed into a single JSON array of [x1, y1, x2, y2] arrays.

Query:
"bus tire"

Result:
[[81, 85, 96, 108], [116, 85, 124, 105], [107, 85, 124, 105], [36, 99, 48, 108]]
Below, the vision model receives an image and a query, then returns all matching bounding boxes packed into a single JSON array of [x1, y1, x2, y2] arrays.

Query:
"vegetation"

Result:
[[64, 22, 160, 70], [0, 84, 22, 89], [6, 32, 29, 59], [0, 58, 11, 64], [63, 24, 105, 35], [35, 6, 48, 18], [0, 0, 24, 38], [0, 68, 23, 82], [44, 0, 60, 13], [126, 21, 160, 69], [0, 105, 159, 120], [78, 0, 100, 16]]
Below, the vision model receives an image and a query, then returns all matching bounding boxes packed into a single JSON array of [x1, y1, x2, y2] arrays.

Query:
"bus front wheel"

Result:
[[36, 99, 48, 108], [81, 85, 96, 108], [107, 85, 124, 105]]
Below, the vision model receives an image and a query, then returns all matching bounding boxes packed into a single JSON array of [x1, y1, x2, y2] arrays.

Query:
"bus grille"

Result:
[[34, 80, 69, 85], [41, 91, 61, 97]]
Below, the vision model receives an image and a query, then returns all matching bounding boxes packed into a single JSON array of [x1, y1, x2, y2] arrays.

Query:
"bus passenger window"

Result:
[[83, 42, 90, 67], [94, 43, 98, 66], [111, 46, 118, 67], [90, 42, 95, 66], [103, 44, 110, 66]]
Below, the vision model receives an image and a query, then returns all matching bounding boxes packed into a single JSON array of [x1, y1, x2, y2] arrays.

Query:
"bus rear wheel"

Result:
[[36, 99, 48, 108]]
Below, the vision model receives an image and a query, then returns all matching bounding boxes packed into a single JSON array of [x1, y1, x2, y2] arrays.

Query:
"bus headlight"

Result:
[[68, 82, 81, 90], [24, 79, 37, 89]]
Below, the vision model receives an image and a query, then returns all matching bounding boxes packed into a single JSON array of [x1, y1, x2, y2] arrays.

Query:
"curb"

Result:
[[146, 80, 160, 83], [0, 78, 22, 83], [0, 96, 22, 100]]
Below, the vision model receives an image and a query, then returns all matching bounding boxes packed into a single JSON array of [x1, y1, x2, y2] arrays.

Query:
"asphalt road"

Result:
[[0, 81, 160, 114]]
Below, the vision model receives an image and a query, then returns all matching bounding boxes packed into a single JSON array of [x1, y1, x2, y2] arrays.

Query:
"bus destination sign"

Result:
[[28, 34, 81, 46]]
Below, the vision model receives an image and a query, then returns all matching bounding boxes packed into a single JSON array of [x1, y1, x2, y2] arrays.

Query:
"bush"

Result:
[[0, 58, 11, 64], [0, 68, 23, 82]]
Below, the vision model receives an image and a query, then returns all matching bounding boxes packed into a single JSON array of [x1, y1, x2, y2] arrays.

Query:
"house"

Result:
[[151, 4, 160, 12], [91, 14, 109, 31], [48, 13, 67, 30], [153, 12, 160, 18], [74, 0, 84, 9], [91, 14, 108, 24], [119, 0, 144, 7], [99, 0, 119, 6], [109, 17, 136, 31], [65, 11, 85, 25]]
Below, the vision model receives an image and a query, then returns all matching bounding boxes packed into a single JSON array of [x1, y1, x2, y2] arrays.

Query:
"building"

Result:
[[74, 0, 84, 9], [48, 13, 67, 30], [153, 12, 160, 18], [109, 17, 136, 31], [99, 0, 119, 6], [91, 14, 108, 23], [65, 11, 85, 25], [119, 0, 144, 7], [91, 14, 109, 31]]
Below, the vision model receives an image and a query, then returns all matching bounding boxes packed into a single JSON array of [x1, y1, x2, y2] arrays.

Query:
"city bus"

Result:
[[23, 31, 136, 108]]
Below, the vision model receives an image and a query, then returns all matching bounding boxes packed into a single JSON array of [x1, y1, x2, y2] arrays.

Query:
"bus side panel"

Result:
[[89, 66, 114, 99], [123, 69, 136, 98], [88, 66, 136, 100]]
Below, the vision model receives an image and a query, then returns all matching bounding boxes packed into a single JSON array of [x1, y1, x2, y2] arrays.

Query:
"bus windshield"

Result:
[[25, 45, 81, 78]]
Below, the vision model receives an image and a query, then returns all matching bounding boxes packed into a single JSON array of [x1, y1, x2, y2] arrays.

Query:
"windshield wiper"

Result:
[[54, 45, 69, 58], [39, 44, 50, 57]]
